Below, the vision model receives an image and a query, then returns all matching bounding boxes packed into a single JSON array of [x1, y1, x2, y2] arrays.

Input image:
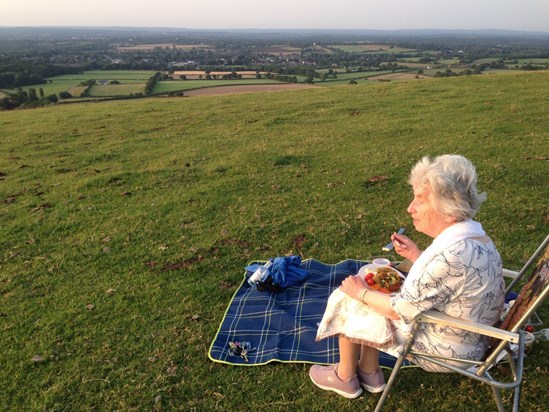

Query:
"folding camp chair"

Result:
[[374, 234, 549, 412]]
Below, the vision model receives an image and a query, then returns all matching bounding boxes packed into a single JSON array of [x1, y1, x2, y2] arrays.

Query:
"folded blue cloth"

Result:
[[505, 291, 518, 303], [245, 255, 309, 289]]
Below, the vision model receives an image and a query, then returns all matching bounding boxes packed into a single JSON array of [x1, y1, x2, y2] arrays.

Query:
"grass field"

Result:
[[330, 44, 415, 54], [20, 80, 77, 97], [1, 71, 548, 411], [117, 44, 211, 52], [513, 58, 549, 66], [88, 83, 146, 97], [50, 71, 157, 81], [436, 58, 462, 66], [154, 79, 280, 94], [322, 70, 395, 81], [472, 58, 549, 69], [14, 71, 157, 98], [393, 61, 430, 69], [13, 71, 304, 99]]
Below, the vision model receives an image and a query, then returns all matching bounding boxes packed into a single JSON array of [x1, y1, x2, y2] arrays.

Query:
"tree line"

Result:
[[0, 87, 59, 110], [0, 62, 82, 89]]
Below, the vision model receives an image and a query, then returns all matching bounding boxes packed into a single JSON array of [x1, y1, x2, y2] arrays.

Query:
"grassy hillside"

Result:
[[1, 72, 548, 411]]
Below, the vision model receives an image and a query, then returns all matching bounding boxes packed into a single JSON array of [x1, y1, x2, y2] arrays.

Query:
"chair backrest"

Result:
[[499, 241, 549, 333]]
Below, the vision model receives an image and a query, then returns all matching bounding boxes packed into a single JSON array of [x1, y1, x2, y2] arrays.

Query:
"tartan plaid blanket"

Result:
[[208, 258, 405, 368]]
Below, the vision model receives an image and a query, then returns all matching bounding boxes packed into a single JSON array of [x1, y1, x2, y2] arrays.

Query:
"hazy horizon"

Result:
[[1, 1, 548, 33]]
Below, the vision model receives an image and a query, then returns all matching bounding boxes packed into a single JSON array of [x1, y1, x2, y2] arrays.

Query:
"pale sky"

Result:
[[1, 0, 548, 32]]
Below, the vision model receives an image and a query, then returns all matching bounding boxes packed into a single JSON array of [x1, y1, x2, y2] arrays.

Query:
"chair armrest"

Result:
[[416, 310, 519, 344], [502, 268, 519, 279]]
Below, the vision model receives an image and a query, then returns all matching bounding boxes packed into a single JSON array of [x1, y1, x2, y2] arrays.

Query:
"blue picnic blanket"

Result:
[[208, 258, 408, 368]]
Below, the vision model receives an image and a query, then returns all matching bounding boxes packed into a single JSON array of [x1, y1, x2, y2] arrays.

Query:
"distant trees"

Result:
[[80, 79, 96, 97], [0, 88, 60, 110], [0, 61, 82, 89], [434, 68, 479, 77], [28, 88, 38, 102], [145, 72, 163, 94], [263, 73, 298, 83]]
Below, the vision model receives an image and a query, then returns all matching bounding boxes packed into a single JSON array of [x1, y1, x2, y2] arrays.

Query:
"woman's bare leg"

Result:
[[358, 345, 380, 374], [337, 335, 361, 380]]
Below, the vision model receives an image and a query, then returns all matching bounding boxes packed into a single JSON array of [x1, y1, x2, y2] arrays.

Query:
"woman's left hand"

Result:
[[339, 275, 367, 301]]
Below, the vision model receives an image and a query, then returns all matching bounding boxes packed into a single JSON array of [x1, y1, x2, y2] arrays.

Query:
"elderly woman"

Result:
[[309, 154, 505, 399]]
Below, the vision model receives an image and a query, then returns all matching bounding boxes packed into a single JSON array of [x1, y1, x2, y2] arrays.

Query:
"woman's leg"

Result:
[[358, 345, 380, 374], [337, 335, 361, 380]]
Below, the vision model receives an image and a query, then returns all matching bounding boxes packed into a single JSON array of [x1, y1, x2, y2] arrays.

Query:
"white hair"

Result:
[[409, 155, 487, 221]]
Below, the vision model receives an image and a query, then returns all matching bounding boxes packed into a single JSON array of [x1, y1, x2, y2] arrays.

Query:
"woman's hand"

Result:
[[339, 274, 401, 320], [391, 232, 422, 262], [339, 275, 368, 301]]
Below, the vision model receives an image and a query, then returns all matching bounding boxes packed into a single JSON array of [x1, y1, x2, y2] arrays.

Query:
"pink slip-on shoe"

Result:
[[357, 367, 386, 393], [309, 363, 363, 399]]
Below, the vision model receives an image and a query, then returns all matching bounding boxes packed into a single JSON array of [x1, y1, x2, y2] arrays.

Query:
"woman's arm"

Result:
[[339, 275, 400, 320]]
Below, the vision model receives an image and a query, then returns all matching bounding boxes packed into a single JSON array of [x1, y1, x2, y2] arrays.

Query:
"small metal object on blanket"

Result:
[[228, 341, 254, 362]]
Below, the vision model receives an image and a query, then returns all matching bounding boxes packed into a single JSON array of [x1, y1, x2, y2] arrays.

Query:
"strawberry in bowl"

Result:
[[364, 266, 404, 294]]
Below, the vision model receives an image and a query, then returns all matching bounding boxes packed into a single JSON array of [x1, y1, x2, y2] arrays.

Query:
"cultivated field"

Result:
[[325, 70, 395, 80], [117, 43, 211, 51], [472, 58, 549, 69], [154, 78, 281, 94], [181, 83, 317, 96], [88, 83, 146, 97], [172, 70, 268, 79], [392, 61, 431, 68], [66, 85, 88, 98], [254, 45, 302, 55], [368, 72, 430, 81], [330, 44, 416, 53]]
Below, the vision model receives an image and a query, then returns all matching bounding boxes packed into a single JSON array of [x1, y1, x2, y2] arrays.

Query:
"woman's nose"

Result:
[[407, 200, 415, 214]]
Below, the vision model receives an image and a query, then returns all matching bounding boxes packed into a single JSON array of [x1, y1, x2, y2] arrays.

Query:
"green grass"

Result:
[[88, 83, 146, 97], [49, 70, 157, 81], [19, 80, 77, 96], [153, 79, 280, 93], [13, 71, 158, 98], [513, 58, 549, 65], [321, 70, 395, 81], [14, 70, 303, 99], [1, 72, 548, 411], [471, 58, 549, 69], [330, 44, 415, 54], [317, 79, 372, 87], [436, 58, 461, 66], [394, 61, 429, 68]]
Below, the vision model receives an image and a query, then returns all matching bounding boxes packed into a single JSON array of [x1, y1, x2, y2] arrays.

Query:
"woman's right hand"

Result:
[[391, 233, 422, 262]]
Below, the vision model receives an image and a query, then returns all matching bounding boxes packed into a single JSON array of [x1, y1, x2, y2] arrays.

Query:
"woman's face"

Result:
[[407, 185, 453, 238]]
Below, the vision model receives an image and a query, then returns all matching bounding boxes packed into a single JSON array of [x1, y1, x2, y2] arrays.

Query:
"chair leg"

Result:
[[374, 353, 406, 412], [512, 385, 521, 412], [374, 322, 420, 412], [491, 385, 506, 412]]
